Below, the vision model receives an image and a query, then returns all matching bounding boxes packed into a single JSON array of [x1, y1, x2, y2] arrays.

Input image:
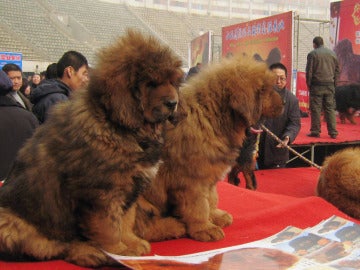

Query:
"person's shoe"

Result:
[[330, 134, 337, 139], [307, 133, 320, 138]]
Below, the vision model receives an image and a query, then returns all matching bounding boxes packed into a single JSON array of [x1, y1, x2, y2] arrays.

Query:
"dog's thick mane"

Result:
[[88, 30, 183, 129]]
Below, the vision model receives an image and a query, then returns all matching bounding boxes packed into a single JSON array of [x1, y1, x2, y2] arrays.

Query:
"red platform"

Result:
[[293, 116, 360, 145], [1, 167, 357, 270]]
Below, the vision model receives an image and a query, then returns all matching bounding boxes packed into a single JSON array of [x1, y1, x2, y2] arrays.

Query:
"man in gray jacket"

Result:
[[306, 36, 340, 139]]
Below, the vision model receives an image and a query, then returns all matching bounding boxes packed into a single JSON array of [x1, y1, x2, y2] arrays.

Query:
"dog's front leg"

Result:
[[208, 184, 233, 228], [119, 204, 151, 255], [171, 184, 225, 242], [85, 199, 150, 256]]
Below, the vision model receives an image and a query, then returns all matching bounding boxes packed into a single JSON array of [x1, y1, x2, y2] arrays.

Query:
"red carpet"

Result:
[[1, 167, 358, 270], [254, 167, 319, 197], [293, 116, 360, 145]]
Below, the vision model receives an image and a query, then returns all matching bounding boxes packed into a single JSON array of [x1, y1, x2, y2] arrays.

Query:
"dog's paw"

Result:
[[121, 238, 151, 256], [66, 242, 109, 268], [145, 217, 186, 241], [161, 217, 186, 239], [211, 209, 233, 228], [188, 223, 225, 242]]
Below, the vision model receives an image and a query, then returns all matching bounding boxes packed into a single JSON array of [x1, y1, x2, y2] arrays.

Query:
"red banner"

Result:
[[295, 71, 309, 113], [222, 11, 293, 86]]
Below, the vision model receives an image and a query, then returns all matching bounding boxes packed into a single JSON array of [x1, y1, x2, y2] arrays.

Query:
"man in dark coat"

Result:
[[258, 63, 301, 169], [0, 70, 39, 181], [186, 62, 201, 80], [306, 36, 339, 139], [30, 51, 89, 123], [2, 63, 33, 111]]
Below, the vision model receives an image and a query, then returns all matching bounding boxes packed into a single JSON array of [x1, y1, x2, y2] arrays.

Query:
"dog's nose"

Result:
[[165, 100, 178, 111]]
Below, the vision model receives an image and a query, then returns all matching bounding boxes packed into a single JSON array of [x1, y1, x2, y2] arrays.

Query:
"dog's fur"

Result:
[[0, 30, 184, 267], [335, 84, 360, 124], [317, 147, 360, 219], [227, 130, 259, 190], [135, 57, 284, 242], [334, 39, 360, 84]]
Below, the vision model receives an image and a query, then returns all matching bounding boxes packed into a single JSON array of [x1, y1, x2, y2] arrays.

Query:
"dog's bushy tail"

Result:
[[0, 207, 111, 267], [0, 207, 67, 261]]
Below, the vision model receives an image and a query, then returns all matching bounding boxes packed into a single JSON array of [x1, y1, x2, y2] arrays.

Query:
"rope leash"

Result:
[[260, 124, 322, 170]]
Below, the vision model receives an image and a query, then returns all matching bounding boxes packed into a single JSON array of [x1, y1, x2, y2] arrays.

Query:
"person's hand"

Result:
[[276, 136, 289, 148]]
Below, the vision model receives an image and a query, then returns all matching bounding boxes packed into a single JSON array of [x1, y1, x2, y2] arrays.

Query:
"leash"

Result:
[[260, 124, 322, 170]]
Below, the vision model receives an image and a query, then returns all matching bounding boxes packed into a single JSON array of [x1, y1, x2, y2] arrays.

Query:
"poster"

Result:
[[296, 71, 309, 113], [0, 52, 22, 69], [189, 31, 212, 68], [222, 11, 293, 87]]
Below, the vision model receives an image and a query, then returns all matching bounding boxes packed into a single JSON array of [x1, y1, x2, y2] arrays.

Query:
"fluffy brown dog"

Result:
[[135, 57, 284, 242], [317, 147, 360, 219], [0, 30, 184, 267]]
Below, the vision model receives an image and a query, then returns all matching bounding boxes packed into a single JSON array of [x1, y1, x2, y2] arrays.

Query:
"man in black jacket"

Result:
[[2, 63, 33, 111], [31, 51, 89, 123], [306, 36, 339, 139], [0, 70, 39, 181]]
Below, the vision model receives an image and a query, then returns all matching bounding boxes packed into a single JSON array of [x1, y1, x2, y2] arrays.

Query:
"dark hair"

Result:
[[19, 77, 29, 95], [45, 63, 58, 79], [56, 51, 88, 78], [0, 70, 13, 95], [2, 63, 22, 74], [313, 36, 324, 48], [269, 62, 287, 77]]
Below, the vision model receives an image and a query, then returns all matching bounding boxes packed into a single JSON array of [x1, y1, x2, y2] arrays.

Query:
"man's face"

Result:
[[272, 68, 287, 90], [68, 65, 89, 91], [6, 70, 22, 91]]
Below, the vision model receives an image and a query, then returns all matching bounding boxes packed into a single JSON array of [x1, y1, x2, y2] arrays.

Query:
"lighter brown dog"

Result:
[[317, 147, 360, 219], [0, 30, 184, 267], [135, 56, 284, 242]]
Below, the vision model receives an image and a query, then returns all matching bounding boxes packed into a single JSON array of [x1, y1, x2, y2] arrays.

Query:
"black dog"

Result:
[[335, 84, 360, 124], [228, 129, 259, 190]]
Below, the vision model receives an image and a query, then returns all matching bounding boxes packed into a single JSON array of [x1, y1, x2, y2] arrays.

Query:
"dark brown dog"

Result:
[[335, 84, 360, 124], [0, 30, 184, 267], [227, 129, 259, 190], [135, 56, 284, 242], [317, 147, 360, 219], [334, 39, 360, 84]]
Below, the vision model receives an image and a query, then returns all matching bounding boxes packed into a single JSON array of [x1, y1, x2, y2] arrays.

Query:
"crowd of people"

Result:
[[0, 50, 89, 180], [0, 35, 341, 181]]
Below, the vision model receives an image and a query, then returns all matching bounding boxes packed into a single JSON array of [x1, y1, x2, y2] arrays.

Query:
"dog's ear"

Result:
[[228, 89, 255, 127], [90, 73, 143, 129], [110, 74, 144, 129]]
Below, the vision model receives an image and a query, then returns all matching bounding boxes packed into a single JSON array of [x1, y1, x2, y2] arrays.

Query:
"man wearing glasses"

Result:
[[258, 62, 301, 169]]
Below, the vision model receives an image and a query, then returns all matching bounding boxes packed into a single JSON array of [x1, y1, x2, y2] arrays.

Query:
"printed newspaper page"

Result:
[[106, 216, 360, 270]]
